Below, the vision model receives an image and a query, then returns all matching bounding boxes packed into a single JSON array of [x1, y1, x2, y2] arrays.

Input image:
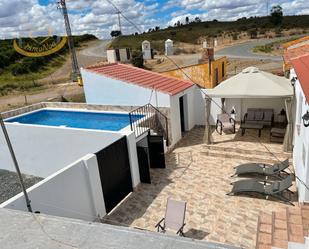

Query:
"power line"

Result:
[[105, 0, 142, 33]]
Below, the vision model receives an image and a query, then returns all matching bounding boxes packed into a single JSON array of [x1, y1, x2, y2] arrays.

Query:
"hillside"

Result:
[[110, 15, 309, 52], [0, 34, 97, 95]]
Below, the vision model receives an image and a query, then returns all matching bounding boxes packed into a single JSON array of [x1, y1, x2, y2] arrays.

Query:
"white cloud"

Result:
[[0, 0, 307, 39]]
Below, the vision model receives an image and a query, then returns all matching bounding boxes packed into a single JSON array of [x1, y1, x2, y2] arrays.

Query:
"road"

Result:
[[216, 38, 283, 61], [80, 39, 110, 58]]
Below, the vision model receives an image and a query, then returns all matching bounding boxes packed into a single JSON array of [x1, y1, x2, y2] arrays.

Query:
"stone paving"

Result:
[[103, 126, 296, 249]]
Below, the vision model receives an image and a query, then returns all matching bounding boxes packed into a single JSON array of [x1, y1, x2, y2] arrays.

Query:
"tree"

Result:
[[177, 20, 181, 27], [155, 26, 160, 31], [185, 16, 189, 25], [110, 30, 122, 37], [270, 5, 283, 26], [195, 17, 201, 23], [131, 51, 144, 68], [248, 28, 258, 39]]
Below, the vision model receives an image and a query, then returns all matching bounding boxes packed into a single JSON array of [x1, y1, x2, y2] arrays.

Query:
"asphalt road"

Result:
[[80, 39, 110, 58], [216, 38, 283, 61]]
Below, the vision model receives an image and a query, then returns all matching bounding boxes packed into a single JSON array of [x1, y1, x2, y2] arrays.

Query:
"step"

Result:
[[204, 145, 292, 159], [201, 150, 292, 166], [257, 207, 308, 249]]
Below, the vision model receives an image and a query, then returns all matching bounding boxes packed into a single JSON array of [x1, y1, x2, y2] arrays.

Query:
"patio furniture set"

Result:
[[216, 108, 287, 140], [228, 159, 295, 205]]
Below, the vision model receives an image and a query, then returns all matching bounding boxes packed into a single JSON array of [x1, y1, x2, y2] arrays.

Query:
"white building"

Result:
[[81, 63, 205, 147], [290, 54, 309, 202], [165, 39, 173, 56], [142, 40, 152, 60], [107, 48, 131, 63]]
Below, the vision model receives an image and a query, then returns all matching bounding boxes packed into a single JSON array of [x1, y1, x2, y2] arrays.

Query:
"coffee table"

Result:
[[240, 123, 264, 137]]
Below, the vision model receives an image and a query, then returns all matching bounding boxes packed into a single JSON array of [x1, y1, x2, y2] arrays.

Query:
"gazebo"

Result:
[[204, 67, 294, 152]]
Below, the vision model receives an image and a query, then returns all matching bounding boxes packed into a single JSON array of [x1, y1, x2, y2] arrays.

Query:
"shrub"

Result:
[[11, 63, 29, 75], [131, 51, 144, 68]]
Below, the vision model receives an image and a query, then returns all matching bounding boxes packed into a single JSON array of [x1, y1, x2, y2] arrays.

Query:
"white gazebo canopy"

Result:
[[203, 67, 294, 152], [206, 67, 293, 98]]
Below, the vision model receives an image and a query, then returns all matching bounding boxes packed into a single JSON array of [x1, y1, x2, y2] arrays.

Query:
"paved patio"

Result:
[[103, 126, 296, 249]]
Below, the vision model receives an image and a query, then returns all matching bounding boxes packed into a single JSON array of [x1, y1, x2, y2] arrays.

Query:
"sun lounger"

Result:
[[231, 159, 289, 177], [227, 175, 294, 205], [155, 198, 186, 236]]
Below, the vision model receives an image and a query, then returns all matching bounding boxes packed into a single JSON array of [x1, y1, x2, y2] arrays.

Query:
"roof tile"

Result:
[[291, 54, 309, 102], [85, 63, 194, 95]]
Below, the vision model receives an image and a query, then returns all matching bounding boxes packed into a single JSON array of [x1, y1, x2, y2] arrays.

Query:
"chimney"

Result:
[[200, 47, 214, 80]]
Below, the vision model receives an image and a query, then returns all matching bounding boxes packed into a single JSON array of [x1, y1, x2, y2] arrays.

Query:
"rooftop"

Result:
[[282, 36, 309, 49], [103, 126, 296, 248], [283, 44, 309, 70], [0, 208, 240, 249], [84, 63, 194, 95], [291, 54, 309, 101]]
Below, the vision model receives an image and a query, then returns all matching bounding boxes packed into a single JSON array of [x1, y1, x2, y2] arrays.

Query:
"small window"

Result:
[[222, 62, 225, 78]]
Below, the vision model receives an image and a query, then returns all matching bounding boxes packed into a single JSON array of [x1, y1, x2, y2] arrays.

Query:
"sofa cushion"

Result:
[[255, 111, 264, 121], [264, 111, 273, 122], [247, 110, 255, 121]]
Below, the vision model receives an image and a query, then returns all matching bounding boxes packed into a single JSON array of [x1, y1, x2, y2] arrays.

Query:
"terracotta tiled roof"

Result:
[[84, 63, 194, 96], [256, 205, 309, 249], [282, 36, 309, 49], [291, 54, 309, 101], [283, 45, 309, 71]]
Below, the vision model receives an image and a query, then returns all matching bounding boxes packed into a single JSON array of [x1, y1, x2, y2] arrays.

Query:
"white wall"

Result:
[[82, 69, 171, 108], [119, 49, 130, 62], [225, 98, 286, 122], [200, 89, 224, 126], [1, 154, 106, 221], [0, 123, 123, 177], [292, 69, 309, 202], [169, 86, 200, 146], [107, 50, 117, 63], [122, 131, 140, 188]]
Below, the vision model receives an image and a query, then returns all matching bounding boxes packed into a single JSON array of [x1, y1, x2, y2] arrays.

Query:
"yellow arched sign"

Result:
[[13, 36, 68, 57]]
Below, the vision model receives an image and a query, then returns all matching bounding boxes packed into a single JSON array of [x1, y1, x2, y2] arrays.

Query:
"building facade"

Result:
[[291, 54, 309, 202], [162, 56, 227, 89]]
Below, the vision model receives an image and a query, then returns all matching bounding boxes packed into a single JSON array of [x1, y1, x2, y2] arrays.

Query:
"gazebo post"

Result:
[[204, 97, 212, 144]]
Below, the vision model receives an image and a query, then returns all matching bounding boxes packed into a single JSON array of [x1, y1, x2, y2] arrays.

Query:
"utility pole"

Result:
[[266, 0, 269, 16], [117, 11, 122, 34], [58, 0, 81, 83], [0, 115, 32, 212]]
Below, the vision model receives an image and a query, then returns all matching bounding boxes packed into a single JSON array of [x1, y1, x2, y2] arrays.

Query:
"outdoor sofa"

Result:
[[243, 108, 274, 127]]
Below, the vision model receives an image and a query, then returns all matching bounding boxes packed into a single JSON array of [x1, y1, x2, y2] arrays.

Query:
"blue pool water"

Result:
[[6, 109, 143, 131]]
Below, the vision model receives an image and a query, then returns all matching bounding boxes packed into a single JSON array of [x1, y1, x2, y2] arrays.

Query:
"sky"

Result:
[[0, 0, 308, 39]]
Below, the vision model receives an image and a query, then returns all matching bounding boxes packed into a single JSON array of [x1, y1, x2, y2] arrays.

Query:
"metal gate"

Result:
[[95, 137, 133, 213]]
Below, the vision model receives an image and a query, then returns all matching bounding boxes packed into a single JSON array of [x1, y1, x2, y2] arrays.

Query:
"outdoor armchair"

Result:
[[216, 113, 235, 135]]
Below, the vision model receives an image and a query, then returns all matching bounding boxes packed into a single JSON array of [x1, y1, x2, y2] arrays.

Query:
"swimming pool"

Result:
[[5, 109, 143, 131]]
